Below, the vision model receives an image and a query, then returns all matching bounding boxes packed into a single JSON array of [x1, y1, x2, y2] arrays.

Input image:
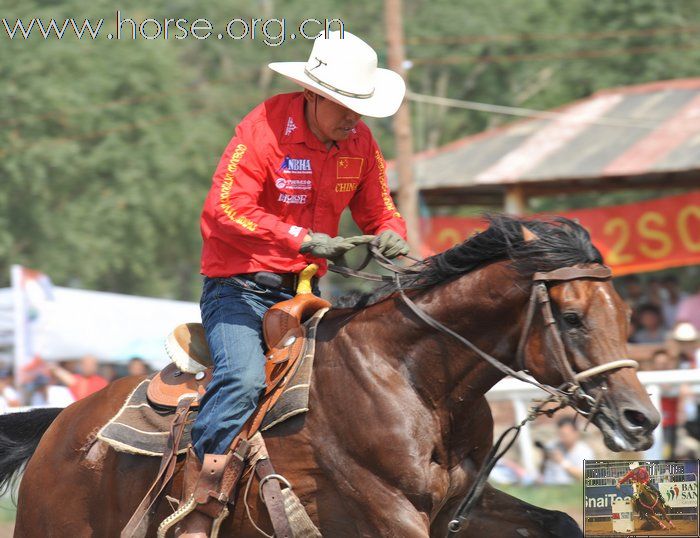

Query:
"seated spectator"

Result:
[[22, 373, 73, 406], [652, 349, 677, 370], [0, 369, 20, 411], [490, 457, 534, 486], [127, 357, 151, 377], [99, 363, 119, 382], [646, 277, 663, 308], [539, 417, 594, 485], [677, 284, 700, 331], [672, 322, 699, 369], [621, 275, 645, 311], [652, 350, 680, 458], [49, 355, 108, 401], [630, 304, 666, 344], [661, 276, 687, 329]]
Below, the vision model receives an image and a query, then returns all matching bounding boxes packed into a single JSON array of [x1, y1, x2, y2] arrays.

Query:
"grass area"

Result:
[[495, 482, 584, 527], [497, 482, 582, 510]]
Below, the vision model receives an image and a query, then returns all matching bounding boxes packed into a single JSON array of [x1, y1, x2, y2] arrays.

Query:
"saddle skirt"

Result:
[[97, 305, 329, 457]]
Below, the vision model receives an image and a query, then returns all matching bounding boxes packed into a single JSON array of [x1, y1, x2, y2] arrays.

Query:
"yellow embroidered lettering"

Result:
[[375, 150, 399, 215], [219, 144, 258, 232]]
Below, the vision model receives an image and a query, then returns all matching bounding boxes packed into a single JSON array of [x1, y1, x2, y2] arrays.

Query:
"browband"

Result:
[[533, 265, 612, 282]]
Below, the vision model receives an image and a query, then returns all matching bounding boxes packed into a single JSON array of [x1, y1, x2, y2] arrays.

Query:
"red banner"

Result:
[[422, 191, 700, 276]]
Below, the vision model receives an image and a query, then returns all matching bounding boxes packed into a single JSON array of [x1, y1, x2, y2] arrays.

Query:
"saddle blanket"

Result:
[[96, 316, 321, 456]]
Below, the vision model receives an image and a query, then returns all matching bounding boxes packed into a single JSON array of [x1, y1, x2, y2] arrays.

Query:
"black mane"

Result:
[[332, 215, 603, 309]]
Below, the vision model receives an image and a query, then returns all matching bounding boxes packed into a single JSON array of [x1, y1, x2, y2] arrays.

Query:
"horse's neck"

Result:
[[342, 262, 528, 410]]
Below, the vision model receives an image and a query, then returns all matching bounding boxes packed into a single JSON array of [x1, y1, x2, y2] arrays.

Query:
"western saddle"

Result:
[[122, 265, 330, 538]]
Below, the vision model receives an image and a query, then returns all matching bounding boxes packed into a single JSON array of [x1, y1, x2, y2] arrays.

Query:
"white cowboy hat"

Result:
[[629, 461, 640, 470], [268, 30, 406, 118]]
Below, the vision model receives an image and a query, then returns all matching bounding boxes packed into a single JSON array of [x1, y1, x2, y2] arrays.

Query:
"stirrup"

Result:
[[160, 441, 250, 538], [157, 494, 230, 538], [158, 449, 216, 538]]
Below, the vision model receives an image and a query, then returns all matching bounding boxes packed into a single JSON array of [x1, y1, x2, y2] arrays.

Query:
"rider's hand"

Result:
[[300, 232, 374, 260], [616, 482, 621, 490], [374, 230, 409, 259]]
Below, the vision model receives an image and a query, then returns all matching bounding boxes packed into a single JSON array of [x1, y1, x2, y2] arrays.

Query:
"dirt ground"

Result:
[[585, 518, 699, 536]]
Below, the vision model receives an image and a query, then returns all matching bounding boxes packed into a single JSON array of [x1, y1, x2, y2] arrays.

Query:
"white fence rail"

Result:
[[486, 369, 700, 477]]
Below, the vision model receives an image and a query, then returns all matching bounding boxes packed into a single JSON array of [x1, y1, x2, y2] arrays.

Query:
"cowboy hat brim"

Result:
[[268, 61, 406, 118]]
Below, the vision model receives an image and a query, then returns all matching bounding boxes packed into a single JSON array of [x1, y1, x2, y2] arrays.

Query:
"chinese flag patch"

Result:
[[337, 157, 364, 179]]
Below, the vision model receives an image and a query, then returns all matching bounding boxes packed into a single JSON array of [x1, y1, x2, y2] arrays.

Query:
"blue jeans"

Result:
[[191, 276, 295, 459]]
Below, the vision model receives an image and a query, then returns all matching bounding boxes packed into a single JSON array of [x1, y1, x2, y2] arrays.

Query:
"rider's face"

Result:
[[304, 90, 361, 143]]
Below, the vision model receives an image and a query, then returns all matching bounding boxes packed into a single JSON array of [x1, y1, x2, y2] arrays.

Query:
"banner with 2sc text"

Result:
[[423, 190, 700, 276]]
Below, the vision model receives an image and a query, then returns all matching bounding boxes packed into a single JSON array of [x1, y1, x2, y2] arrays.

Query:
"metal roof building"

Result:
[[389, 79, 700, 210]]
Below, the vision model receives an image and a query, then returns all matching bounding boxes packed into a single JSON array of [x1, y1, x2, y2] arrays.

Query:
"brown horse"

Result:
[[1, 216, 659, 537], [632, 482, 675, 531]]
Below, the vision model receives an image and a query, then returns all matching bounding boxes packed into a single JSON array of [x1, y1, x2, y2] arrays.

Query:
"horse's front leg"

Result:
[[430, 483, 581, 537], [322, 486, 431, 537], [648, 513, 668, 530], [658, 504, 675, 528]]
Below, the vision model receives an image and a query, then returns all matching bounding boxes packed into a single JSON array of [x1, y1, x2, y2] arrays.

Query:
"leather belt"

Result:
[[239, 271, 318, 293]]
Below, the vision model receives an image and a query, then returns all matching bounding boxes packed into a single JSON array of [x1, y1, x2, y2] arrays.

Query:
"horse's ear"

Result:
[[521, 224, 539, 242]]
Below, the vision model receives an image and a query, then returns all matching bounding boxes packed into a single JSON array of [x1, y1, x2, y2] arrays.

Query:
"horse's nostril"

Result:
[[624, 409, 650, 429]]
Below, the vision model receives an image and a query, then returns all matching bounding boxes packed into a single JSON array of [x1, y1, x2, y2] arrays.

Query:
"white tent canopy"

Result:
[[0, 286, 200, 369]]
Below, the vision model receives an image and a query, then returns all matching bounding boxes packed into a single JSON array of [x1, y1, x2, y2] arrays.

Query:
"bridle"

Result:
[[329, 244, 638, 535], [514, 265, 638, 415]]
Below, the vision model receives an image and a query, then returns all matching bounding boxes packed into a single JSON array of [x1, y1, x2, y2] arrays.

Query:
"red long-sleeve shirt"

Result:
[[619, 466, 650, 485], [200, 92, 407, 278]]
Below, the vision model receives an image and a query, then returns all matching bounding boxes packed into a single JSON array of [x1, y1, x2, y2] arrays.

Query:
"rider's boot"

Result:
[[166, 440, 250, 538], [165, 448, 233, 538], [172, 448, 215, 538]]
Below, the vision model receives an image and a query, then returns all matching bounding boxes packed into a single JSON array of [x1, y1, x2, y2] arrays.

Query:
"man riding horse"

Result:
[[617, 462, 675, 530], [187, 29, 409, 536], [2, 27, 662, 538]]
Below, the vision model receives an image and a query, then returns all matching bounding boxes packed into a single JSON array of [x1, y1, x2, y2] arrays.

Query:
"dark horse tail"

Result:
[[0, 408, 62, 493]]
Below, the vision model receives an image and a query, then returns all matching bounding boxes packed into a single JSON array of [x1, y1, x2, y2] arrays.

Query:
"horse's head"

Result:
[[515, 221, 659, 452]]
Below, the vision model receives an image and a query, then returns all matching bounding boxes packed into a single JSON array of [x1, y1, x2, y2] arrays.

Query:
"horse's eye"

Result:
[[563, 312, 583, 328]]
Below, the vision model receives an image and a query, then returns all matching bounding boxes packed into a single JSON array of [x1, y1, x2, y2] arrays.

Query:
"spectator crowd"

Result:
[[0, 355, 152, 410], [617, 274, 700, 460]]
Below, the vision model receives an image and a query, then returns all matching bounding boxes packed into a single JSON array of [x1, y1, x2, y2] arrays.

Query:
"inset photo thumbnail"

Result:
[[584, 460, 698, 537]]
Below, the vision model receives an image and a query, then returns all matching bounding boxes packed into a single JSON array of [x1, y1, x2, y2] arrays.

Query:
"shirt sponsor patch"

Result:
[[284, 117, 297, 136], [279, 155, 312, 174], [275, 177, 311, 191], [337, 157, 364, 179], [288, 225, 303, 237], [278, 193, 308, 204]]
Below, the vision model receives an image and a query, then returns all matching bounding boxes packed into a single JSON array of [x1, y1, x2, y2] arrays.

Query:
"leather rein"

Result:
[[328, 245, 638, 535]]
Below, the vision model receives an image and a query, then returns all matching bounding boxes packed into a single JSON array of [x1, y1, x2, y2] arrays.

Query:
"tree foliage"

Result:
[[1, 0, 698, 299]]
